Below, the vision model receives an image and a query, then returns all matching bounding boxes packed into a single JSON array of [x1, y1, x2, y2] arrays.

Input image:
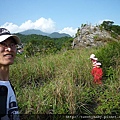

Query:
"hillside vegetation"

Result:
[[10, 21, 120, 119], [10, 41, 120, 116]]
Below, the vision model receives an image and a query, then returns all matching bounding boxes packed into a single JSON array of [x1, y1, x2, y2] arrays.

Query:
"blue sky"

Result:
[[0, 0, 120, 36]]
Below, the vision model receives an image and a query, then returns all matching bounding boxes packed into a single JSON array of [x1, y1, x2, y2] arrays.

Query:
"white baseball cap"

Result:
[[0, 28, 21, 44], [92, 57, 98, 61], [90, 54, 95, 59], [96, 62, 102, 66]]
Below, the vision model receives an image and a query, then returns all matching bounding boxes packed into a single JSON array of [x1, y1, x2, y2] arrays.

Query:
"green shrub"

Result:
[[96, 41, 120, 78], [9, 41, 120, 115]]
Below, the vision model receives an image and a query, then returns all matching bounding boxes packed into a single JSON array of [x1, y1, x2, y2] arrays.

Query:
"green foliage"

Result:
[[111, 32, 118, 39], [99, 25, 103, 32], [23, 42, 35, 56], [93, 35, 99, 40], [10, 40, 120, 115], [16, 34, 73, 56], [61, 38, 73, 50], [95, 84, 120, 114], [96, 41, 120, 78], [101, 21, 120, 39], [101, 21, 114, 31], [111, 25, 120, 35]]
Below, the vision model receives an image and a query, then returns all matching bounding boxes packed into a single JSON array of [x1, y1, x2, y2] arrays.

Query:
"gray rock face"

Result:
[[72, 24, 112, 48]]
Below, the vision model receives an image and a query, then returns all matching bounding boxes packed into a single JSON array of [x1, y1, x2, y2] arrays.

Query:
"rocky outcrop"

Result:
[[72, 24, 113, 48]]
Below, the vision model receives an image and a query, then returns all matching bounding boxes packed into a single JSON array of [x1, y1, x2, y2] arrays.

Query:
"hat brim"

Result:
[[91, 58, 98, 61], [96, 63, 101, 66], [0, 35, 21, 44]]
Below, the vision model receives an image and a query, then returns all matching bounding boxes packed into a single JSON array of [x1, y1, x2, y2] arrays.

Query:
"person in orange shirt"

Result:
[[91, 62, 103, 84]]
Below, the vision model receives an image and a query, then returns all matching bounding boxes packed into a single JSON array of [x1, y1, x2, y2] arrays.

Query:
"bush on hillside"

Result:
[[96, 41, 120, 79], [10, 41, 120, 115]]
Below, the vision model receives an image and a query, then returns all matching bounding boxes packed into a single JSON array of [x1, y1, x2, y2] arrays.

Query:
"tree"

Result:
[[101, 21, 114, 31]]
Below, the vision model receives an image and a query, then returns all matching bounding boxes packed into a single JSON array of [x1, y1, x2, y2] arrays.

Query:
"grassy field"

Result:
[[10, 41, 120, 115]]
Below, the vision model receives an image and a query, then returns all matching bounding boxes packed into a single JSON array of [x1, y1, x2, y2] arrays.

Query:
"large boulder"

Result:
[[72, 24, 113, 48]]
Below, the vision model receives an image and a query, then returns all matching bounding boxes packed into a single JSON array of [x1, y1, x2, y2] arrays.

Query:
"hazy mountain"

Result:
[[18, 29, 71, 38], [19, 29, 49, 36], [48, 32, 71, 38]]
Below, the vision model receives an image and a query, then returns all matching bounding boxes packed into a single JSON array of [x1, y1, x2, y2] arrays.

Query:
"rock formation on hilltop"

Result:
[[72, 24, 115, 48]]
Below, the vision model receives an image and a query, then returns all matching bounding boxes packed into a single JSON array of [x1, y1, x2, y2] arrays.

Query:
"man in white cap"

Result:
[[0, 28, 20, 120]]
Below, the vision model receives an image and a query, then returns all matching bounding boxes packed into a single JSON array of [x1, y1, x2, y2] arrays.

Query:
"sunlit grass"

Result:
[[9, 42, 120, 114]]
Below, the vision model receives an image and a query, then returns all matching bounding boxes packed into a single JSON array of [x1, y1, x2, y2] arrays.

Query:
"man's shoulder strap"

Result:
[[9, 81, 16, 95]]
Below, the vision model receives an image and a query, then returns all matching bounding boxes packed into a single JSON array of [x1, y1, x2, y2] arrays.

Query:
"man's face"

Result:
[[0, 37, 17, 66]]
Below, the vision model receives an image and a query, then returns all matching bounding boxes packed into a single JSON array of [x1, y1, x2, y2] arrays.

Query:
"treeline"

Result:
[[15, 21, 120, 57], [101, 21, 120, 39], [15, 33, 73, 56], [101, 21, 120, 34]]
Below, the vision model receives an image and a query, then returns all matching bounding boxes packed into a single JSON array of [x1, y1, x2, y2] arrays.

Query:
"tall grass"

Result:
[[10, 41, 120, 115]]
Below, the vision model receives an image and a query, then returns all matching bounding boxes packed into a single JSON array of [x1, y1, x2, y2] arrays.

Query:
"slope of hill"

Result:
[[72, 24, 119, 48]]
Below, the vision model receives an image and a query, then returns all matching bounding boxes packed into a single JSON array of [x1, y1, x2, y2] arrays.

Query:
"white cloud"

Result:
[[0, 18, 56, 33], [0, 17, 77, 36], [97, 19, 114, 25], [1, 18, 116, 37], [59, 27, 77, 37], [0, 22, 20, 33], [34, 18, 56, 33], [20, 20, 34, 31]]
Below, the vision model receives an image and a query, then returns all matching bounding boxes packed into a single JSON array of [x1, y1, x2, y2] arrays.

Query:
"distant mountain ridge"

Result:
[[18, 29, 71, 38], [19, 29, 49, 36], [49, 32, 71, 38]]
